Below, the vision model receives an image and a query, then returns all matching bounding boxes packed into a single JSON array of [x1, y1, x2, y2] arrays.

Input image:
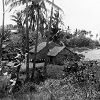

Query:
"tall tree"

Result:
[[6, 0, 63, 80], [30, 0, 64, 80], [50, 10, 63, 43], [0, 0, 5, 65], [44, 0, 64, 76], [11, 11, 23, 29], [25, 0, 30, 81], [5, 0, 63, 12], [31, 4, 39, 80], [5, 0, 63, 44], [11, 11, 26, 53], [44, 0, 54, 70]]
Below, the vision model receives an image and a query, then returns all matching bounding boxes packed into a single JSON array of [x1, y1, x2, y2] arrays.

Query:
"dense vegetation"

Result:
[[0, 0, 100, 100], [0, 58, 100, 100], [63, 28, 100, 49]]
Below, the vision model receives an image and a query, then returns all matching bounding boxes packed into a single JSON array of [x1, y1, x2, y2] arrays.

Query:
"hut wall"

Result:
[[29, 42, 59, 61]]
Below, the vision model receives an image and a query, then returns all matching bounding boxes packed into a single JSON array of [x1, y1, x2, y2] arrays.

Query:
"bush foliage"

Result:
[[64, 36, 99, 48]]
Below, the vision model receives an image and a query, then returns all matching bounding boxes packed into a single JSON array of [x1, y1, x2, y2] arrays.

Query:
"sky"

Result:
[[0, 0, 100, 39]]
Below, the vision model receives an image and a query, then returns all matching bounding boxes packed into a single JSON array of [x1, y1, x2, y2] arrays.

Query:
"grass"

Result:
[[1, 60, 100, 100], [3, 78, 100, 100], [46, 64, 65, 79]]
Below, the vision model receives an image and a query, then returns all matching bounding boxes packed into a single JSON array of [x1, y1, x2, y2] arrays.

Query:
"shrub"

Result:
[[0, 75, 11, 99], [46, 64, 65, 79], [64, 36, 96, 48]]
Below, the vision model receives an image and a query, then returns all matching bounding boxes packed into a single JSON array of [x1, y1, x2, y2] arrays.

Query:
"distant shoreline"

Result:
[[70, 46, 100, 53]]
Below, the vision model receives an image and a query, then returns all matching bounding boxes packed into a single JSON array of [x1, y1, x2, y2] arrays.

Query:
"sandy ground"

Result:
[[77, 49, 100, 62]]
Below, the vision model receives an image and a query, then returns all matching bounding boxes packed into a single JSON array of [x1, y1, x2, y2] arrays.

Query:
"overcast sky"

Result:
[[0, 0, 100, 38]]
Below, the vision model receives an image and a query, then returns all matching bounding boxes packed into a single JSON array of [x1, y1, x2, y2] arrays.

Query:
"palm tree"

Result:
[[31, 4, 39, 80], [5, 0, 63, 38], [11, 11, 26, 54], [49, 10, 62, 43], [5, 0, 63, 45], [44, 6, 64, 72], [30, 0, 64, 79], [11, 11, 23, 29], [6, 0, 30, 81], [44, 0, 54, 70], [5, 0, 63, 11], [6, 0, 63, 81], [25, 0, 30, 81], [30, 0, 64, 80], [0, 0, 5, 66], [23, 1, 47, 80]]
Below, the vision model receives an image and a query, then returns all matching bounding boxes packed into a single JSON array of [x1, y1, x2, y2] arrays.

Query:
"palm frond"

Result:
[[5, 0, 26, 6], [31, 0, 64, 13], [5, 0, 16, 6], [40, 1, 47, 11], [8, 1, 22, 11], [5, 0, 28, 12], [11, 18, 17, 22], [10, 15, 17, 19]]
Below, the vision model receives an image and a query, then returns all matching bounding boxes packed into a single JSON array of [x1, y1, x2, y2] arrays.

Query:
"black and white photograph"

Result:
[[0, 0, 100, 100]]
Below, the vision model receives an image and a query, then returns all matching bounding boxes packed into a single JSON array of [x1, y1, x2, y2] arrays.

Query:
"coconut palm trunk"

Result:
[[31, 6, 39, 80], [25, 0, 29, 81], [0, 0, 5, 65], [44, 0, 54, 69]]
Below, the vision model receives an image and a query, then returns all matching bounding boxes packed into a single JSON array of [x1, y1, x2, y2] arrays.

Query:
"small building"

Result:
[[47, 46, 80, 65], [29, 42, 59, 62]]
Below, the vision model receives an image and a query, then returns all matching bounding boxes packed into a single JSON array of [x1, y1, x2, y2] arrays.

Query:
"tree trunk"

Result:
[[44, 0, 54, 72], [25, 0, 30, 82], [31, 6, 39, 81], [0, 0, 5, 66]]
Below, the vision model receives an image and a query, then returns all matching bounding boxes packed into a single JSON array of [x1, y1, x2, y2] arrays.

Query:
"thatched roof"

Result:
[[30, 42, 46, 53], [47, 46, 65, 56], [29, 41, 59, 53]]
